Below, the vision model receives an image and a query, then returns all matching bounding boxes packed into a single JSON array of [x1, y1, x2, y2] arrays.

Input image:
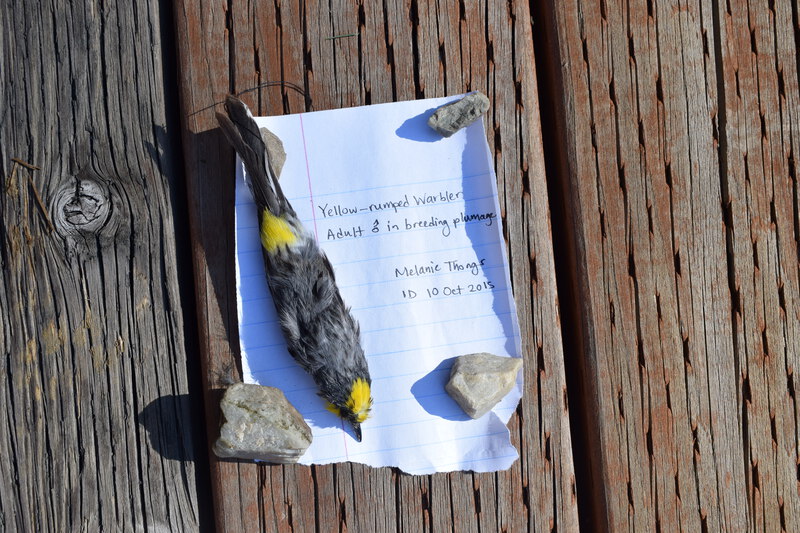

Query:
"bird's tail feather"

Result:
[[216, 95, 294, 217]]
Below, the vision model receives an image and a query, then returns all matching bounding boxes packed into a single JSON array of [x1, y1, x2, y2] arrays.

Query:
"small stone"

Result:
[[427, 92, 490, 137], [261, 127, 286, 178], [214, 383, 312, 463], [445, 353, 523, 419]]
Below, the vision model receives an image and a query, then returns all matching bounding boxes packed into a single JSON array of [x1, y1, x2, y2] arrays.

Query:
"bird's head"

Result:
[[326, 377, 373, 441]]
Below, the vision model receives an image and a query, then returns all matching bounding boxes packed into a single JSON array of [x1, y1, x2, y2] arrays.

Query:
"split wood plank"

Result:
[[0, 0, 201, 531], [173, 0, 578, 530], [537, 0, 800, 530]]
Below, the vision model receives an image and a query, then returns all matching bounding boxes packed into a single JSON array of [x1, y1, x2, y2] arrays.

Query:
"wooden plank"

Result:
[[173, 0, 577, 530], [0, 0, 200, 530], [536, 0, 800, 529], [717, 1, 800, 529]]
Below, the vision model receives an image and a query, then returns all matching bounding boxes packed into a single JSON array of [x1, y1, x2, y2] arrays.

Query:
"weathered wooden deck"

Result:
[[1, 0, 797, 531]]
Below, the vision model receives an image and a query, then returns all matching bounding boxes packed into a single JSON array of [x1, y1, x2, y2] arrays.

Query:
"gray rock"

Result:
[[214, 383, 312, 463], [427, 92, 490, 137], [445, 353, 523, 419], [261, 127, 286, 178]]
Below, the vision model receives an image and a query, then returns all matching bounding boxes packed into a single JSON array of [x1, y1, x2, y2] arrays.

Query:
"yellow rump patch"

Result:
[[260, 210, 296, 252]]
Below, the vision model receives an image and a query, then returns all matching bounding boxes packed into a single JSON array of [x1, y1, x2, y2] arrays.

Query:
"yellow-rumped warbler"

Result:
[[217, 96, 372, 441]]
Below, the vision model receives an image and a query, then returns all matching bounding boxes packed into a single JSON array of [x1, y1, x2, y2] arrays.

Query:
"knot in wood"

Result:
[[53, 178, 111, 236]]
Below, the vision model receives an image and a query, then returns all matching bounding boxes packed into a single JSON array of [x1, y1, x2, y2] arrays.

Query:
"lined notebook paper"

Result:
[[235, 95, 523, 474]]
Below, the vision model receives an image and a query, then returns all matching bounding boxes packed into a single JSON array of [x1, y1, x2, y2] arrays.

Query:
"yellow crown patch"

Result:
[[346, 378, 373, 423]]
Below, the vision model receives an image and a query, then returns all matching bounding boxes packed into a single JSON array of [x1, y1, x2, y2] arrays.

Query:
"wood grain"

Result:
[[537, 0, 800, 530], [173, 0, 578, 530], [0, 0, 200, 531]]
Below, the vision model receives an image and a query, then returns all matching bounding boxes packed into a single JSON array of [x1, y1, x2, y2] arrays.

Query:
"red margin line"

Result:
[[298, 113, 319, 240], [299, 113, 348, 455], [340, 418, 349, 461]]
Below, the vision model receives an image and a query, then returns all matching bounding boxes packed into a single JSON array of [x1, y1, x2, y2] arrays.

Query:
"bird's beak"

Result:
[[352, 422, 362, 442]]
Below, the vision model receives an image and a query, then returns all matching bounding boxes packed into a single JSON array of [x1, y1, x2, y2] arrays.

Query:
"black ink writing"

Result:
[[318, 203, 358, 218], [404, 216, 451, 236], [411, 190, 463, 206], [452, 211, 497, 229], [326, 225, 365, 240], [394, 261, 442, 278], [444, 258, 487, 275], [363, 195, 410, 213], [316, 189, 465, 220]]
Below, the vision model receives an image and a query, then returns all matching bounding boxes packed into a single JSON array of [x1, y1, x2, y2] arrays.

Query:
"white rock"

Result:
[[427, 92, 490, 137], [445, 352, 523, 419], [214, 383, 312, 463], [261, 127, 286, 178]]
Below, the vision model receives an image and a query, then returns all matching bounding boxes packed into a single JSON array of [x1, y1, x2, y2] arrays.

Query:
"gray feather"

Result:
[[216, 96, 294, 217], [266, 241, 370, 408]]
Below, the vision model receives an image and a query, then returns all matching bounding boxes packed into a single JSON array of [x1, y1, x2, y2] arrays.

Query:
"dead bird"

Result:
[[217, 96, 373, 441]]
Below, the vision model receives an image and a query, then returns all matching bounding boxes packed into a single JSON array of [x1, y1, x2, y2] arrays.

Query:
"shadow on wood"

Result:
[[138, 394, 199, 463], [185, 127, 242, 378]]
